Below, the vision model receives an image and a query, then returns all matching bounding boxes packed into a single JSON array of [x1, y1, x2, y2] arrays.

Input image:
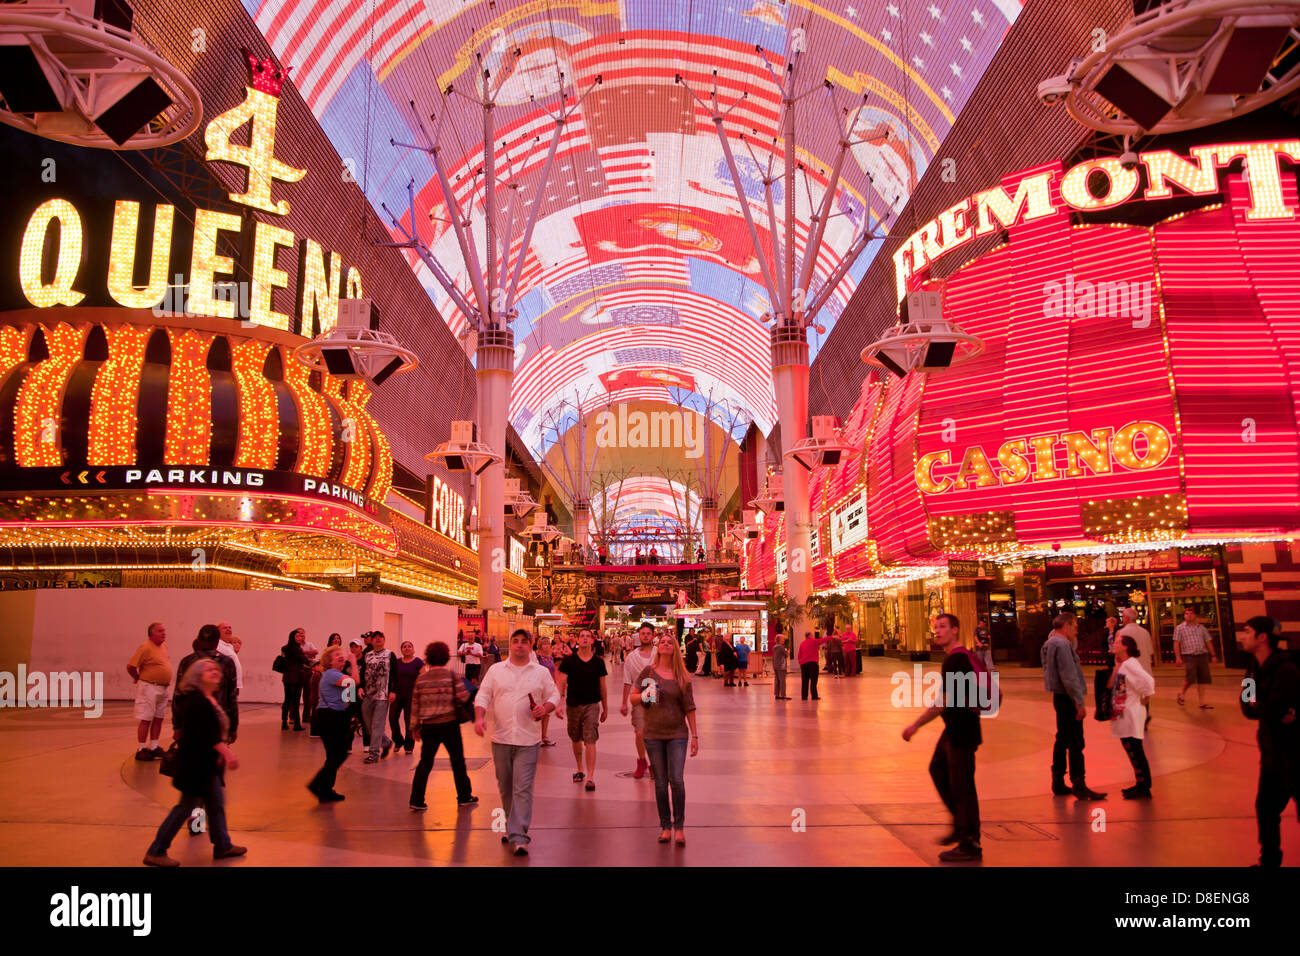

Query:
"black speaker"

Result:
[[774, 501, 785, 512], [321, 348, 356, 376], [369, 355, 404, 386], [923, 340, 956, 368], [95, 75, 172, 146], [875, 348, 909, 378], [444, 454, 466, 470], [0, 46, 62, 112], [1094, 63, 1171, 131], [820, 448, 842, 466]]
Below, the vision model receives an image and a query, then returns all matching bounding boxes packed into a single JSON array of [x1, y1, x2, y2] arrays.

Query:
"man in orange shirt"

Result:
[[126, 622, 172, 760]]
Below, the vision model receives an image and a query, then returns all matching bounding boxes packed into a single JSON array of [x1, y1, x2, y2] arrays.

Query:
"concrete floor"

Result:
[[0, 658, 1293, 866]]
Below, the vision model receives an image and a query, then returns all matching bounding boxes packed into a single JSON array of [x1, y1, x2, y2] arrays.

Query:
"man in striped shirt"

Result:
[[1175, 608, 1217, 709]]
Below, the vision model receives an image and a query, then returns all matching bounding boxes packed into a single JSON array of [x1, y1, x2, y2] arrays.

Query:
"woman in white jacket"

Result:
[[1108, 635, 1156, 799]]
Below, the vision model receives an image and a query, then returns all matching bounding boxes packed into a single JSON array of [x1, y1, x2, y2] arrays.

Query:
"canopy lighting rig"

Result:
[[862, 287, 984, 379], [293, 298, 418, 386], [749, 472, 784, 515], [0, 0, 201, 148], [425, 420, 501, 475], [527, 509, 562, 544], [786, 415, 856, 471], [504, 477, 539, 519], [1039, 0, 1300, 135]]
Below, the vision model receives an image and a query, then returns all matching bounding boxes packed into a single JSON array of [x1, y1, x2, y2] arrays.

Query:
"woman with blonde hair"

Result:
[[144, 658, 243, 866], [630, 632, 699, 846]]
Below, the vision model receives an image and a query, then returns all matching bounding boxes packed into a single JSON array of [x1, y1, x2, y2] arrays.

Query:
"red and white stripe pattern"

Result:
[[509, 301, 776, 432], [254, 0, 429, 114], [570, 33, 783, 142], [599, 144, 655, 196]]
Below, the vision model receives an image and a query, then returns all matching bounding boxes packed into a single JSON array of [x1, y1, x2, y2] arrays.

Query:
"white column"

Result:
[[476, 328, 514, 612], [701, 498, 719, 554], [572, 499, 590, 551], [771, 325, 812, 658]]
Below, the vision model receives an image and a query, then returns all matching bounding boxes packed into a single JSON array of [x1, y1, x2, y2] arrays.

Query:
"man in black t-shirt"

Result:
[[556, 629, 609, 790], [903, 613, 983, 862]]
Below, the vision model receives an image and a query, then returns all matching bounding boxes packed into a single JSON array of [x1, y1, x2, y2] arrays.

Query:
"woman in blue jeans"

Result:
[[143, 659, 245, 866], [631, 635, 699, 846]]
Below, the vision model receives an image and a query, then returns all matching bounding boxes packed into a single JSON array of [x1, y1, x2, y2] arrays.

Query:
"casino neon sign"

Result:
[[892, 139, 1300, 300], [16, 51, 362, 336], [915, 420, 1173, 496]]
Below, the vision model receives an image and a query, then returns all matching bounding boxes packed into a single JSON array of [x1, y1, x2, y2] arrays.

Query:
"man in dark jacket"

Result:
[[176, 626, 239, 742], [1240, 616, 1300, 867]]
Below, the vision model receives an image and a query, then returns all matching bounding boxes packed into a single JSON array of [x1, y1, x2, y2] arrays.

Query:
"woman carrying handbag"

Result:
[[408, 641, 478, 812], [144, 659, 245, 866]]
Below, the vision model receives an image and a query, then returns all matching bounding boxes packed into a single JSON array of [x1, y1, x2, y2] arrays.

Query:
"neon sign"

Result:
[[892, 139, 1300, 299], [16, 51, 362, 335], [915, 421, 1174, 496]]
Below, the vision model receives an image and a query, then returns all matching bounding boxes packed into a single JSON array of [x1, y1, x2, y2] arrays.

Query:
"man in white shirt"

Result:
[[474, 629, 560, 856], [620, 622, 658, 778], [460, 635, 485, 682], [216, 621, 243, 694], [1117, 608, 1156, 728]]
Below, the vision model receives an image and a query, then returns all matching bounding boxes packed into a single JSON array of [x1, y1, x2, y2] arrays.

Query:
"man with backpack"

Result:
[[902, 614, 984, 862]]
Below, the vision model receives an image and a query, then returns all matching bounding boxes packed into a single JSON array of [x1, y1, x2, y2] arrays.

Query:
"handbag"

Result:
[[450, 671, 474, 724], [1094, 667, 1114, 721], [272, 654, 287, 674], [158, 741, 181, 777]]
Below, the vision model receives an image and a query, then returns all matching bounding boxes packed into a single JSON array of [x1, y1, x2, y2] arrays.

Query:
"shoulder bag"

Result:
[[449, 669, 474, 724]]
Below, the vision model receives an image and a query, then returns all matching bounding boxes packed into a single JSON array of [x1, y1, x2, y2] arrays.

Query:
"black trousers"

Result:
[[1051, 692, 1086, 784], [1120, 737, 1152, 790], [389, 695, 414, 749], [465, 664, 481, 683], [929, 731, 980, 847], [309, 708, 351, 794], [282, 682, 304, 727], [1256, 758, 1300, 866], [410, 721, 473, 804], [800, 661, 820, 699]]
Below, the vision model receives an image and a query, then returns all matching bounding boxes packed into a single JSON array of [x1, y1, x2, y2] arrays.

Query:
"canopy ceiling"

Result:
[[247, 0, 1022, 508]]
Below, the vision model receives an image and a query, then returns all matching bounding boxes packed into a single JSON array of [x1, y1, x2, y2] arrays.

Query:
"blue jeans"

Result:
[[492, 743, 540, 845], [644, 737, 688, 829], [148, 776, 230, 855]]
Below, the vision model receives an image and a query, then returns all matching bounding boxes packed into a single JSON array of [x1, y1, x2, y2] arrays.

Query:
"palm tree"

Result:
[[766, 593, 805, 635], [810, 593, 853, 635]]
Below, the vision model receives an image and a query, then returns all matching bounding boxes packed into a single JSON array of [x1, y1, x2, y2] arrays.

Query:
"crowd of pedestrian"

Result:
[[128, 606, 1297, 868]]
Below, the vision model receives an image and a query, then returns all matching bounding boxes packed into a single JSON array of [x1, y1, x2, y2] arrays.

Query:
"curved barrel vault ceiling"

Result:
[[246, 0, 1022, 514]]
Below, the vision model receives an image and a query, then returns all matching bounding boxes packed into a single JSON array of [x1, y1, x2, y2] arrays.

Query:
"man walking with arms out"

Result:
[[1042, 612, 1106, 800], [475, 629, 560, 856], [621, 622, 658, 778], [127, 622, 172, 760], [798, 631, 829, 700], [1175, 607, 1217, 709], [557, 629, 608, 791], [902, 614, 983, 862]]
